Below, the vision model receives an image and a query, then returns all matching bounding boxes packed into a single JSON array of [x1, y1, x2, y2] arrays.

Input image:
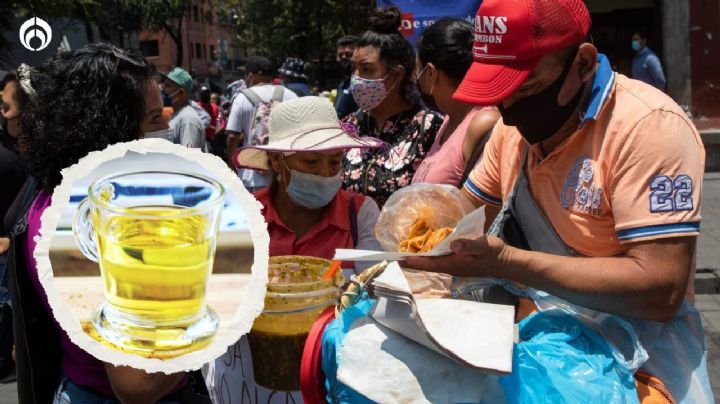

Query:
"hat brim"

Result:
[[159, 72, 192, 93], [453, 58, 540, 105], [233, 128, 384, 171], [279, 69, 308, 80]]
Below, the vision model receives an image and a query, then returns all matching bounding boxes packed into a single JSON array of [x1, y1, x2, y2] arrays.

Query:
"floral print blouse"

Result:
[[342, 104, 443, 207]]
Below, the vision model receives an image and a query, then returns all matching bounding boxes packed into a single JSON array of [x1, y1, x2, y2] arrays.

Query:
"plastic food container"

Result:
[[247, 256, 344, 391]]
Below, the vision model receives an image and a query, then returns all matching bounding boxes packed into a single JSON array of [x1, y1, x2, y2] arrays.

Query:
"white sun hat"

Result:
[[232, 96, 384, 171]]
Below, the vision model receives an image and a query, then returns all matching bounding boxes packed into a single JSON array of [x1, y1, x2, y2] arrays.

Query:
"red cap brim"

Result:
[[453, 58, 540, 105]]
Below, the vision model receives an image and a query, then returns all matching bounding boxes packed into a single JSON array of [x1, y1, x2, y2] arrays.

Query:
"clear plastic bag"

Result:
[[527, 289, 649, 372], [375, 184, 468, 252]]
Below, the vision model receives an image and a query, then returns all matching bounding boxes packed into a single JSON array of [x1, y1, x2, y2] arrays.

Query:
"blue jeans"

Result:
[[53, 378, 120, 404]]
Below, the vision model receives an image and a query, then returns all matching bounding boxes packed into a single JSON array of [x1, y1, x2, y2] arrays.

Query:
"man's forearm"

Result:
[[498, 241, 691, 321]]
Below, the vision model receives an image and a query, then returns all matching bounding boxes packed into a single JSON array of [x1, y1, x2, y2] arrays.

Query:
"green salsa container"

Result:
[[247, 256, 344, 391]]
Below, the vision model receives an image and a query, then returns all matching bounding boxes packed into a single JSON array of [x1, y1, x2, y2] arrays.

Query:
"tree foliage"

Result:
[[4, 0, 190, 66], [4, 0, 375, 81], [8, 0, 143, 42], [228, 0, 374, 86]]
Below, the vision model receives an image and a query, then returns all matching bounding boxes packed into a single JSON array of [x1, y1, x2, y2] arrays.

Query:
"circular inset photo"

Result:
[[35, 139, 269, 373]]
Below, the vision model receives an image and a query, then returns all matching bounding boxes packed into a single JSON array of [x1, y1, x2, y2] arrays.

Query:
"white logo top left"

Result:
[[19, 17, 53, 52]]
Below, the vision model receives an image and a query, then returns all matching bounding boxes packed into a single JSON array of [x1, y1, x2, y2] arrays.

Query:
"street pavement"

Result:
[[1, 175, 720, 403], [697, 173, 720, 403]]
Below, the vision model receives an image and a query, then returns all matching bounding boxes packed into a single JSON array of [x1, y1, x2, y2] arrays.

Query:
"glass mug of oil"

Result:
[[72, 171, 224, 355]]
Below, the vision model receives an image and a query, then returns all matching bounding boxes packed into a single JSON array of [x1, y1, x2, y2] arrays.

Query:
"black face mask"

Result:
[[498, 51, 583, 144], [339, 58, 353, 77], [416, 65, 440, 112], [0, 117, 19, 152], [161, 90, 172, 107], [419, 86, 439, 112]]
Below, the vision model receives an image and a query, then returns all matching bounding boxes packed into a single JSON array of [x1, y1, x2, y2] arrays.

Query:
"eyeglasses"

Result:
[[415, 65, 428, 82]]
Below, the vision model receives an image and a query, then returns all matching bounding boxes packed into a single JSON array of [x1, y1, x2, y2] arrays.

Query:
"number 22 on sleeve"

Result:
[[649, 174, 694, 213]]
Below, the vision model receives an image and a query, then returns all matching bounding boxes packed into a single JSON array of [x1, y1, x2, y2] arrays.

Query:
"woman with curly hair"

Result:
[[341, 6, 443, 208], [0, 67, 31, 382], [5, 43, 198, 403]]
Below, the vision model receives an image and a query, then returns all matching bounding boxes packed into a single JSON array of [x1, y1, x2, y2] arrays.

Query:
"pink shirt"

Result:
[[413, 106, 489, 186]]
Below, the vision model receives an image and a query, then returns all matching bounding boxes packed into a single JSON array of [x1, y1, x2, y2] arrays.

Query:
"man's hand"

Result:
[[405, 235, 695, 322], [404, 235, 510, 278]]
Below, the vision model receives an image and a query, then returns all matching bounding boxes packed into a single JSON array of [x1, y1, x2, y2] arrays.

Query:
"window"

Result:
[[195, 43, 202, 60], [209, 45, 215, 60], [193, 6, 199, 22], [139, 40, 159, 57], [203, 44, 207, 59]]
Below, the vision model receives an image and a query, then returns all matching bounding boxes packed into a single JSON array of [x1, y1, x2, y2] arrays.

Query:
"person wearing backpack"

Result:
[[226, 56, 298, 192], [208, 96, 384, 403]]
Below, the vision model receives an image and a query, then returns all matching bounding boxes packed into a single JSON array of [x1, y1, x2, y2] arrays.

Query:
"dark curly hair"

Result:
[[417, 18, 474, 84], [358, 6, 418, 105], [20, 42, 156, 190]]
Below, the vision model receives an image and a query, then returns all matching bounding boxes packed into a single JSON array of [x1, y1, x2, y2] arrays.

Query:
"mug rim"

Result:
[[87, 170, 225, 218]]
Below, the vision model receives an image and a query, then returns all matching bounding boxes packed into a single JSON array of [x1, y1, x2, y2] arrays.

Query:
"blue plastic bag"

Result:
[[529, 290, 714, 403], [500, 310, 640, 404], [322, 293, 376, 404]]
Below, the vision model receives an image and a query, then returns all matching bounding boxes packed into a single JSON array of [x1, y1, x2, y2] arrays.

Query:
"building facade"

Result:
[[137, 0, 245, 86]]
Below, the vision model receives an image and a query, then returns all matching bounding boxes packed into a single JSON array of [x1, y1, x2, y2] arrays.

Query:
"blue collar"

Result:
[[581, 53, 615, 125]]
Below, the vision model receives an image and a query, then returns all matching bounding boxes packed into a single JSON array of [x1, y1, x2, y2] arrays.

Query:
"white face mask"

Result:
[[285, 169, 342, 209], [144, 127, 174, 141]]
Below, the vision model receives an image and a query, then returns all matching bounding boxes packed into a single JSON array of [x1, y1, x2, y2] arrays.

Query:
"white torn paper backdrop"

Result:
[[34, 138, 270, 373]]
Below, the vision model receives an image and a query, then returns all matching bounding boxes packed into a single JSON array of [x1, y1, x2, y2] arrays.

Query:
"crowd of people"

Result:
[[0, 0, 711, 403]]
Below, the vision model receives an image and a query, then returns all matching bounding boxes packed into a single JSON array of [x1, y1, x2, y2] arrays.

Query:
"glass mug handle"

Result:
[[72, 198, 99, 263]]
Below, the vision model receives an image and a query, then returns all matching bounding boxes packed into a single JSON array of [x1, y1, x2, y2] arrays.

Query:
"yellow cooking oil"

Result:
[[94, 205, 214, 326]]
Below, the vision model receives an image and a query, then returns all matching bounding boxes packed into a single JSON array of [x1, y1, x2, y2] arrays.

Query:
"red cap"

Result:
[[454, 0, 591, 105]]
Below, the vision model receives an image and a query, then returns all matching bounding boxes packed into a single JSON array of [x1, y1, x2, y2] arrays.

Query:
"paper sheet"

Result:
[[337, 318, 496, 404], [369, 263, 514, 374], [335, 206, 487, 261], [333, 248, 450, 262]]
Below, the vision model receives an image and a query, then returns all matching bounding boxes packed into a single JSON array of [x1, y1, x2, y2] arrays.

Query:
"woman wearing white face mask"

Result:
[[234, 96, 384, 272], [342, 6, 443, 208], [212, 96, 384, 403]]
